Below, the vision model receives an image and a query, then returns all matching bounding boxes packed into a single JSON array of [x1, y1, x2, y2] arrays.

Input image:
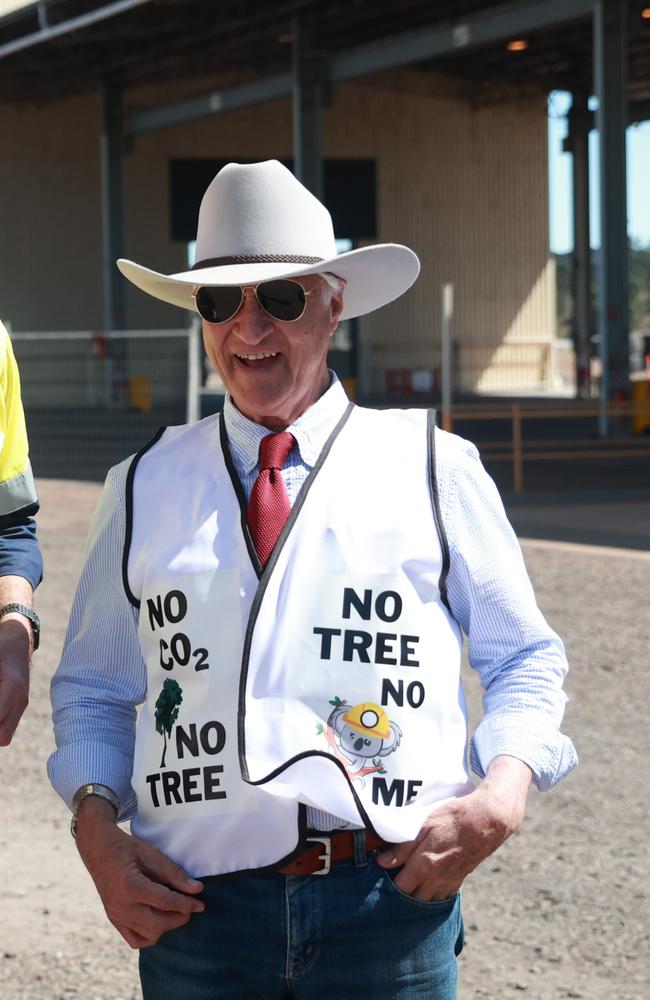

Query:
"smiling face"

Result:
[[201, 275, 344, 430]]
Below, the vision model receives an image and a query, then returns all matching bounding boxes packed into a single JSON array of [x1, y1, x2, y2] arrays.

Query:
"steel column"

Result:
[[593, 0, 629, 434], [569, 92, 592, 398], [292, 13, 324, 198], [100, 80, 126, 332]]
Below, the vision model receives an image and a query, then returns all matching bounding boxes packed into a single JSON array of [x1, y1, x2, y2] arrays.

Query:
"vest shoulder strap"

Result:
[[427, 409, 451, 613]]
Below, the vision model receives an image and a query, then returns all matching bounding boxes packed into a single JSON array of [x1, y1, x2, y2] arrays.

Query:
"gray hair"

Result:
[[319, 272, 346, 305]]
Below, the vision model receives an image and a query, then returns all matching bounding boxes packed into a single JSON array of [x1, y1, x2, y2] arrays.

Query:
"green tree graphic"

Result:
[[155, 678, 183, 768]]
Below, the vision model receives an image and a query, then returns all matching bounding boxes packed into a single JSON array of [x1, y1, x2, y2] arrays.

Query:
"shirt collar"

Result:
[[222, 373, 349, 474]]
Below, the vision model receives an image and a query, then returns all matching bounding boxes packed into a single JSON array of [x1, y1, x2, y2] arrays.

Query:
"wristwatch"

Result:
[[0, 603, 40, 650], [70, 783, 119, 839]]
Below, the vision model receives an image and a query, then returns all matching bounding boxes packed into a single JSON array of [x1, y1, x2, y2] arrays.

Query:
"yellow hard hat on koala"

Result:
[[343, 702, 391, 740]]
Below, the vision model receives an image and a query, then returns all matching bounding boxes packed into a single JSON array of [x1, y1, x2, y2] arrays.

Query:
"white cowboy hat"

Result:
[[117, 160, 419, 321]]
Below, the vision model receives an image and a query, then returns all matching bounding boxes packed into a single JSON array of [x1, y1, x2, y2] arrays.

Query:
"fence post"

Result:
[[512, 402, 523, 493]]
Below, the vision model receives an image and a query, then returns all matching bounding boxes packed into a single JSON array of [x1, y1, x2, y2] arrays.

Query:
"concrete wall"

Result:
[[0, 68, 553, 396], [326, 74, 554, 394], [0, 91, 103, 331]]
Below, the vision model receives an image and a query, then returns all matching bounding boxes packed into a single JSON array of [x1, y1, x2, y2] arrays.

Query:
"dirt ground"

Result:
[[0, 478, 648, 1000]]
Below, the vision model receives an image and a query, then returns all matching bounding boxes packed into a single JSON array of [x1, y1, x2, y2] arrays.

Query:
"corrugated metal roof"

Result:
[[0, 1, 648, 103]]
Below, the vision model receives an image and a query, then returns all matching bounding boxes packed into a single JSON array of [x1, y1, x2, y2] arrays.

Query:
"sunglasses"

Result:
[[193, 278, 315, 324]]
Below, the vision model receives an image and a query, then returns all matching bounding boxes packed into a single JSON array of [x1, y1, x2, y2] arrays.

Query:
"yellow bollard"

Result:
[[128, 376, 152, 413]]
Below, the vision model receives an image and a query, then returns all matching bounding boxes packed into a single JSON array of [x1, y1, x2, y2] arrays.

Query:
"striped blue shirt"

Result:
[[48, 377, 577, 828]]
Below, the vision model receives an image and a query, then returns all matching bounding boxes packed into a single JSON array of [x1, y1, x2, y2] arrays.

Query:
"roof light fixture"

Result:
[[506, 39, 529, 52]]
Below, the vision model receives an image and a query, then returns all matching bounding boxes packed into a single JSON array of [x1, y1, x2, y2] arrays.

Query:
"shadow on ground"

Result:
[[501, 488, 650, 551]]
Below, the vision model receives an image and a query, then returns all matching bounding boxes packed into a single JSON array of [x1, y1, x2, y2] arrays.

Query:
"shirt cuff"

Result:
[[47, 741, 137, 821], [470, 714, 578, 791]]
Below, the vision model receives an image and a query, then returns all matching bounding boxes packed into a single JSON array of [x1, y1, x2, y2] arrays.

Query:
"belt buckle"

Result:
[[305, 835, 332, 875]]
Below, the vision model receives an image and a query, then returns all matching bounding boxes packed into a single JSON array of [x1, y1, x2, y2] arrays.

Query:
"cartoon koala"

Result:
[[327, 700, 402, 773]]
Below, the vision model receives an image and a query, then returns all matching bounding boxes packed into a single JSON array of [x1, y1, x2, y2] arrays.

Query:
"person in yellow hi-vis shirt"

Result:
[[0, 320, 42, 746]]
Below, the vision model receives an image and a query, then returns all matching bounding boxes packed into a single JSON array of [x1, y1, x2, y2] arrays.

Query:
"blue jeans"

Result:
[[139, 838, 464, 999]]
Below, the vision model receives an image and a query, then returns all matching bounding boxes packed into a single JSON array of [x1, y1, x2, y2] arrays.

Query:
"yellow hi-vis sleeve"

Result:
[[0, 321, 38, 515]]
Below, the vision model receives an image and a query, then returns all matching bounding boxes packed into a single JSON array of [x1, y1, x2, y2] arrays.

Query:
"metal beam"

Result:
[[329, 0, 594, 83], [127, 0, 595, 136], [594, 0, 629, 434], [292, 12, 324, 198], [569, 92, 592, 399], [0, 0, 154, 61], [36, 2, 48, 32], [129, 72, 293, 135]]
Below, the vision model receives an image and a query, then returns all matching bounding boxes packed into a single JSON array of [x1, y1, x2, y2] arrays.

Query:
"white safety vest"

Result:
[[125, 405, 473, 877]]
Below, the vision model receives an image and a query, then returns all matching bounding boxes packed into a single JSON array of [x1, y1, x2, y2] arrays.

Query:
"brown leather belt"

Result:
[[279, 830, 387, 876]]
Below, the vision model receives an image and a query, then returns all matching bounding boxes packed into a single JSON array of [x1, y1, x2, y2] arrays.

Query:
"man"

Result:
[[49, 160, 576, 999], [0, 320, 41, 746]]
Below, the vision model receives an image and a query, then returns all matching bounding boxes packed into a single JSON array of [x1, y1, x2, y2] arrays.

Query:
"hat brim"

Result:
[[117, 244, 419, 322]]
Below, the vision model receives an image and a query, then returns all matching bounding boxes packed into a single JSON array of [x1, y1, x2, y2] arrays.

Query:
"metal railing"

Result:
[[444, 399, 650, 492], [11, 328, 197, 481]]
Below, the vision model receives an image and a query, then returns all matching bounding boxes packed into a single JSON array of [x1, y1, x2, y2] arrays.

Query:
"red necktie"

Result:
[[247, 431, 295, 566]]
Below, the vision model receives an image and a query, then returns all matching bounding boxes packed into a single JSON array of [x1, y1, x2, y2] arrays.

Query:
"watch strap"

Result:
[[0, 603, 40, 650], [70, 783, 119, 839]]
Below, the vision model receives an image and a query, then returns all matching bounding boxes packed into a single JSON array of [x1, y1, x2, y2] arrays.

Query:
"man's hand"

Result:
[[0, 617, 32, 746], [75, 796, 205, 949], [376, 756, 532, 901], [0, 575, 35, 745]]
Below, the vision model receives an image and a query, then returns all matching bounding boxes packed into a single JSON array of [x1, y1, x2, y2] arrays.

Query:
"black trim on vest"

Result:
[[237, 401, 355, 777], [427, 409, 452, 614], [244, 748, 380, 844], [122, 427, 167, 609], [219, 415, 263, 577]]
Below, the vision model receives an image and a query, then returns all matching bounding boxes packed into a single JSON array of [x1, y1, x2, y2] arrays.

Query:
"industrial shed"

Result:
[[0, 1, 647, 414]]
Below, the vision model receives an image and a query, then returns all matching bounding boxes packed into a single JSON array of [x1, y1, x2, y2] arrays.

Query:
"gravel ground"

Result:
[[0, 478, 647, 1000]]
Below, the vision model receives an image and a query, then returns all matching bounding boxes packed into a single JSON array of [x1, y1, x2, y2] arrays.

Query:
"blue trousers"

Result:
[[139, 839, 464, 999]]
